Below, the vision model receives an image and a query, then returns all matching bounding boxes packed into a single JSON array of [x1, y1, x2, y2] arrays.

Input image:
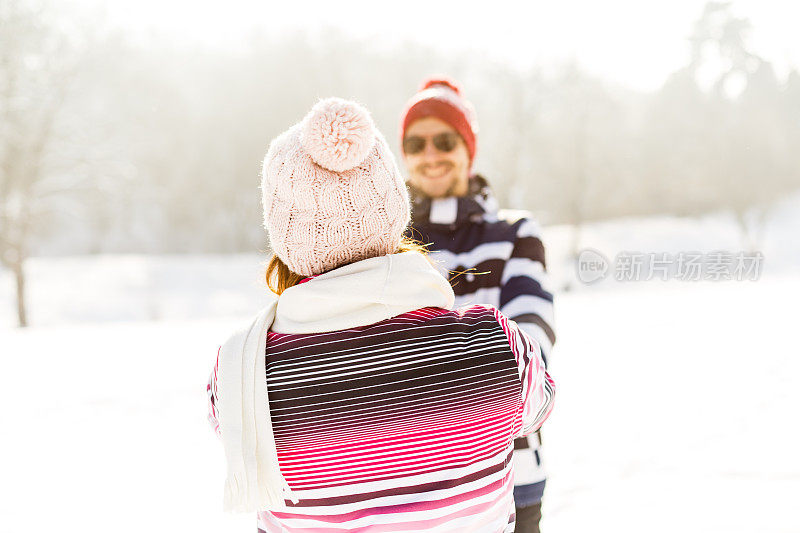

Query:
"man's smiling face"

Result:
[[403, 117, 471, 198]]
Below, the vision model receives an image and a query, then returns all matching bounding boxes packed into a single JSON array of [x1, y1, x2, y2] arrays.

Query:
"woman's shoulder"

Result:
[[399, 305, 501, 322], [406, 305, 508, 335]]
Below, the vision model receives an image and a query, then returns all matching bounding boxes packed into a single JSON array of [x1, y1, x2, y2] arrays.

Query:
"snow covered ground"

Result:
[[1, 205, 798, 532], [3, 194, 799, 328], [541, 278, 799, 532], [2, 276, 797, 532]]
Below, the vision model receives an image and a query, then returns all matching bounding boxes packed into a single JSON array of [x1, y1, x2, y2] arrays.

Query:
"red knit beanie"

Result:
[[400, 77, 479, 165]]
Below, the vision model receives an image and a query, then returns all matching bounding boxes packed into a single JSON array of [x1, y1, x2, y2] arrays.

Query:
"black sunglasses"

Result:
[[402, 132, 460, 155]]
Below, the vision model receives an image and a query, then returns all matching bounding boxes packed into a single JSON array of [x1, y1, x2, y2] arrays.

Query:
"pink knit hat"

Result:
[[261, 98, 410, 277]]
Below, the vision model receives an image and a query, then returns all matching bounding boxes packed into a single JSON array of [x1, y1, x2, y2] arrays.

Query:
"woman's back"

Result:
[[258, 305, 553, 532], [208, 98, 554, 532]]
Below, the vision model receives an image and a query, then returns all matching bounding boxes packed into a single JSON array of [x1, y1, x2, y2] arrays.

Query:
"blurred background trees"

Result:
[[2, 0, 799, 325], [0, 0, 88, 326]]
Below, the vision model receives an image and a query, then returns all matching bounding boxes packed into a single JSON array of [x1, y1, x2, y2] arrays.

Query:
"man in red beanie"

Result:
[[402, 78, 557, 533]]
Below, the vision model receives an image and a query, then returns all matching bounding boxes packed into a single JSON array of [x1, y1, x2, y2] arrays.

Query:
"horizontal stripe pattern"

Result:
[[206, 347, 221, 437], [411, 214, 555, 359], [206, 305, 555, 532], [489, 307, 554, 436], [410, 194, 557, 502]]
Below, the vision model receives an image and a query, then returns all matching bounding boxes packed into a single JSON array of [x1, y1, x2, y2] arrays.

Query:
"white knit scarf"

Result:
[[216, 251, 455, 512]]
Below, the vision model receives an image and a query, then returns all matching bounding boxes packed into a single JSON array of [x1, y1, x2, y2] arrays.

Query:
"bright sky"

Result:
[[77, 0, 800, 91]]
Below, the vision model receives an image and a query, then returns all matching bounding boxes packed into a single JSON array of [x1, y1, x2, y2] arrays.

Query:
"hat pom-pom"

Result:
[[302, 98, 376, 173]]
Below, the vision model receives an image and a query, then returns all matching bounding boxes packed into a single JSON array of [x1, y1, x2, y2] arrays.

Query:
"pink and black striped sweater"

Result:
[[208, 304, 554, 532]]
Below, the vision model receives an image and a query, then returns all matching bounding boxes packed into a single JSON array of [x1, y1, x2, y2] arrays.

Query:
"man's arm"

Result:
[[499, 219, 556, 365]]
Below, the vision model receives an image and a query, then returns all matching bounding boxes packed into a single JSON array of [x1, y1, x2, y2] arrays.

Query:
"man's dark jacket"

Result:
[[408, 175, 555, 506]]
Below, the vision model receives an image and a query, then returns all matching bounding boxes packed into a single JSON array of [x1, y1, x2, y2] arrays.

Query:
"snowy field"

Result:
[[2, 274, 797, 532], [1, 206, 798, 532]]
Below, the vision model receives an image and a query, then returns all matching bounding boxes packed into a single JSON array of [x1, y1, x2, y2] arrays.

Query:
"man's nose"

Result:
[[423, 141, 440, 160]]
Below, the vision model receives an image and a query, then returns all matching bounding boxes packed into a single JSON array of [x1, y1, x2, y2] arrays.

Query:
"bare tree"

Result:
[[0, 0, 82, 326]]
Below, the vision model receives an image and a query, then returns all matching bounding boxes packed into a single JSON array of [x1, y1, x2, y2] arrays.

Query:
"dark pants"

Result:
[[515, 502, 542, 533]]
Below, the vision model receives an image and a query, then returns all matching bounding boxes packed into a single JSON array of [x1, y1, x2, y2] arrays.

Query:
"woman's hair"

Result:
[[266, 238, 429, 295]]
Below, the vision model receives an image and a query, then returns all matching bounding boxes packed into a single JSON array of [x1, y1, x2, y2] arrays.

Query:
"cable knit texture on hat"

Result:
[[262, 98, 411, 277]]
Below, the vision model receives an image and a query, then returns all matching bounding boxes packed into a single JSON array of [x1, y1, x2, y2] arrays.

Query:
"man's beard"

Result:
[[413, 163, 460, 198]]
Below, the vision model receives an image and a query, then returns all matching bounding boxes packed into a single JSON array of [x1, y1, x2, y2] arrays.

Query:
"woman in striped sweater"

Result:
[[207, 98, 555, 532]]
